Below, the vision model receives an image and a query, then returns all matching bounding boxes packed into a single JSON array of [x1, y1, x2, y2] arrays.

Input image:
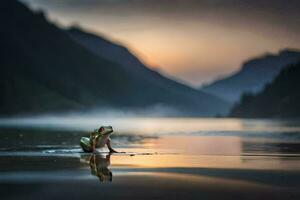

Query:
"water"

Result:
[[1, 117, 300, 152], [1, 117, 300, 199], [1, 116, 300, 134]]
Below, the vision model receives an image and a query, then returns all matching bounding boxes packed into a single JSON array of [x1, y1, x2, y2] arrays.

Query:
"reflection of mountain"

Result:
[[230, 62, 300, 118], [0, 127, 157, 150], [201, 50, 300, 103], [241, 139, 300, 154], [0, 0, 229, 116]]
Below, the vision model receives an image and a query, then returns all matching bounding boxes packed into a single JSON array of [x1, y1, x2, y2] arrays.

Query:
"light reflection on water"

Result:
[[0, 117, 300, 171], [1, 117, 300, 153]]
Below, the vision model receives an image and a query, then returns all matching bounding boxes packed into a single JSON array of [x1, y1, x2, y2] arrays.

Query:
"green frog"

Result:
[[80, 126, 117, 153]]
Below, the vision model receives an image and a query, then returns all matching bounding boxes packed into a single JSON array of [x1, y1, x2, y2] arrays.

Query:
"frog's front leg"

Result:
[[106, 138, 118, 153]]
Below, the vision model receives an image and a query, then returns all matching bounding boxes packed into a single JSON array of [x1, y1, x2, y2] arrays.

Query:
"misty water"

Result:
[[1, 116, 300, 161], [1, 116, 300, 194]]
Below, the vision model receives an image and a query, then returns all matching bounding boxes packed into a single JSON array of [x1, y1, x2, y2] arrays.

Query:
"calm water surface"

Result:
[[0, 117, 300, 199]]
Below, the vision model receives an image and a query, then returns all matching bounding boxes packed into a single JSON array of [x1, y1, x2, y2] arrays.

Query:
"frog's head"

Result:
[[98, 126, 113, 136]]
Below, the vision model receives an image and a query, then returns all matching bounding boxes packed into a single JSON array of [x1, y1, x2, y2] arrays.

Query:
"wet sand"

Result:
[[1, 148, 300, 200], [1, 172, 299, 200]]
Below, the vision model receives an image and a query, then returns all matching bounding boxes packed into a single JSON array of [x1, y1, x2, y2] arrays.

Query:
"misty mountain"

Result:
[[201, 50, 300, 103], [67, 27, 149, 76], [67, 27, 208, 100], [229, 62, 300, 118], [0, 0, 229, 116]]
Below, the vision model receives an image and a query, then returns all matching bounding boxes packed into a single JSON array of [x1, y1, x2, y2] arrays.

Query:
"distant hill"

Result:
[[201, 50, 300, 103], [67, 27, 149, 76], [67, 27, 218, 106], [229, 62, 300, 118], [0, 0, 229, 116]]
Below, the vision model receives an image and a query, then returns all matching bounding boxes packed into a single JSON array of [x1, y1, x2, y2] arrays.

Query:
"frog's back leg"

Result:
[[80, 137, 92, 152]]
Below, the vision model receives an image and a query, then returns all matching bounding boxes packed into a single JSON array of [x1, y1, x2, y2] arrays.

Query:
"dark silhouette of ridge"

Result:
[[0, 0, 229, 116], [230, 61, 300, 118], [201, 49, 300, 103]]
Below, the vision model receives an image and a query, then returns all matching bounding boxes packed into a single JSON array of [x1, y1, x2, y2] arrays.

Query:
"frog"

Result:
[[80, 126, 117, 153]]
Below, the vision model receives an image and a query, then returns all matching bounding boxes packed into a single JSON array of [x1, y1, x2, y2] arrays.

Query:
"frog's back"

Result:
[[80, 137, 92, 152]]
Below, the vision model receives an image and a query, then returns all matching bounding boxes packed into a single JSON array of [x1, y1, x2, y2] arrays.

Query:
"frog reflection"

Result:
[[89, 154, 112, 182], [80, 153, 112, 182]]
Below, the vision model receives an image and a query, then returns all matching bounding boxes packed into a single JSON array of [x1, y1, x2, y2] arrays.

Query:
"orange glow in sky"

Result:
[[23, 0, 300, 86]]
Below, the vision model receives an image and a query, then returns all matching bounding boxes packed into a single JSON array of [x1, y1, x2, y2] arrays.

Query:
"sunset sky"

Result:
[[22, 0, 300, 86]]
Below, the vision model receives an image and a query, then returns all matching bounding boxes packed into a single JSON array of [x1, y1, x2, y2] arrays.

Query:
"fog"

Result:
[[0, 112, 300, 137]]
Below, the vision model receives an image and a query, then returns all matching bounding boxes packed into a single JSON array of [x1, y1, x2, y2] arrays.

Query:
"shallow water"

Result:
[[1, 117, 300, 199]]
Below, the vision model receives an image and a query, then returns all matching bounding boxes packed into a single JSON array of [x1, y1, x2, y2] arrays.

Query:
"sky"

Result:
[[22, 0, 300, 87]]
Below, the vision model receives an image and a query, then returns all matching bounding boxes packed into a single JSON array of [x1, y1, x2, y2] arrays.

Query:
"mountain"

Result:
[[229, 62, 300, 118], [0, 0, 229, 116], [201, 50, 300, 103], [67, 27, 149, 76], [67, 27, 216, 106]]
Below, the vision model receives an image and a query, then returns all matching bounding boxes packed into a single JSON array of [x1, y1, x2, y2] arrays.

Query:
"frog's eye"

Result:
[[99, 127, 104, 132]]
